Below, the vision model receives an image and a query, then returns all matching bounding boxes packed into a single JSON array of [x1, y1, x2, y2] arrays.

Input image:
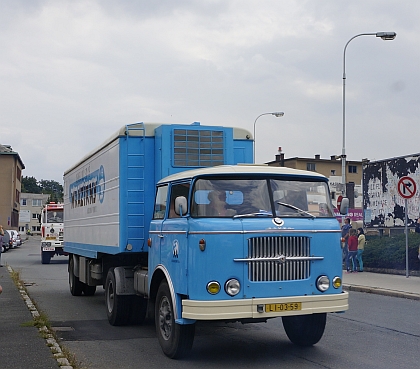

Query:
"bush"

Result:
[[364, 233, 420, 270]]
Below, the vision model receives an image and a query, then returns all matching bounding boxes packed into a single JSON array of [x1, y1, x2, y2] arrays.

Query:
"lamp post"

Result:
[[341, 32, 396, 196], [253, 112, 284, 163]]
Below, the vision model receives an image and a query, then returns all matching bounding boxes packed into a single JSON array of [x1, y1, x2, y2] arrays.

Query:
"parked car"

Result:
[[1, 230, 11, 252], [5, 230, 19, 249]]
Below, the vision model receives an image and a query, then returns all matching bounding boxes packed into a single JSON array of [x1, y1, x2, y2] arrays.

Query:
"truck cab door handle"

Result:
[[158, 234, 164, 238]]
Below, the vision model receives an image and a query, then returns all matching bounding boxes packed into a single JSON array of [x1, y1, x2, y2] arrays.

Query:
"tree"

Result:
[[21, 176, 42, 194], [39, 179, 64, 203], [21, 176, 64, 202]]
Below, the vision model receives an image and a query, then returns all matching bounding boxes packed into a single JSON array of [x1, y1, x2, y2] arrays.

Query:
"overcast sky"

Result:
[[1, 0, 419, 184]]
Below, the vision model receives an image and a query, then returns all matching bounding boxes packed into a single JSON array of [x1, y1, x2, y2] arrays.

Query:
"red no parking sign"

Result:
[[397, 176, 417, 199]]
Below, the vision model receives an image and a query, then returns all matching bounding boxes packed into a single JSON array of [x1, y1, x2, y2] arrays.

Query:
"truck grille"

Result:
[[247, 236, 311, 282]]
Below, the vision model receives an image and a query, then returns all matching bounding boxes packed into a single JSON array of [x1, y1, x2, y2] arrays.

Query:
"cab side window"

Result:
[[153, 185, 169, 220]]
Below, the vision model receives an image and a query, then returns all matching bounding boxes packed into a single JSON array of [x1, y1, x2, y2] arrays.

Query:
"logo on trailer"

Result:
[[70, 165, 106, 208]]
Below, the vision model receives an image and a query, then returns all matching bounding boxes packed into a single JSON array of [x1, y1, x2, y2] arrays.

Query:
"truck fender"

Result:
[[70, 254, 79, 278], [151, 265, 180, 320], [113, 266, 135, 296]]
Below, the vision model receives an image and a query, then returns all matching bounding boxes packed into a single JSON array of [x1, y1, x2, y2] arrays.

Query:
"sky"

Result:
[[1, 0, 419, 184]]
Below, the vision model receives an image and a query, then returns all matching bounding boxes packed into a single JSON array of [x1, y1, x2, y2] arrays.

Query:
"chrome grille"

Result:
[[248, 236, 311, 281]]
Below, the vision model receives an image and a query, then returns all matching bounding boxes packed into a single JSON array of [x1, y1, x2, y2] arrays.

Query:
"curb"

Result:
[[343, 284, 420, 301], [7, 265, 74, 369]]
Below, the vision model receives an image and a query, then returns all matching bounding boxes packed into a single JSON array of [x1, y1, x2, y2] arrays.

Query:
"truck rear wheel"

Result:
[[155, 281, 194, 359], [282, 313, 327, 346], [69, 257, 83, 296], [105, 268, 131, 326]]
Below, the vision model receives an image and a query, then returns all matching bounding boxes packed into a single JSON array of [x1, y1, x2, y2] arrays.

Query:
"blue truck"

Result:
[[63, 122, 349, 358]]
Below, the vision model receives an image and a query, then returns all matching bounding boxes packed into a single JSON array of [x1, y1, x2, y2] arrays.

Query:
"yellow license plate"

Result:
[[265, 302, 302, 312], [46, 236, 56, 240]]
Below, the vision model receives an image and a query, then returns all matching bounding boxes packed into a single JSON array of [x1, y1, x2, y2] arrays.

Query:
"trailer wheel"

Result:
[[282, 313, 327, 346], [41, 251, 51, 264], [155, 281, 195, 359], [69, 257, 83, 296], [105, 268, 131, 326]]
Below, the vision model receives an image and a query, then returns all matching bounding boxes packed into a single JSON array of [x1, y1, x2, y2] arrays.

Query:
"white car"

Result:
[[6, 230, 21, 248]]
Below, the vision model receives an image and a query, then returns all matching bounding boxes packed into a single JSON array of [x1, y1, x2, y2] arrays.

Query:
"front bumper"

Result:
[[182, 291, 349, 320]]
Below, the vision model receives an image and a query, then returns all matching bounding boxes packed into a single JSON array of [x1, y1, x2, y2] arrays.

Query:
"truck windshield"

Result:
[[45, 209, 64, 223], [191, 177, 334, 218]]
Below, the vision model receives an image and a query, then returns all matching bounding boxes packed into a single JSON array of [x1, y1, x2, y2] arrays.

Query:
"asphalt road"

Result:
[[3, 237, 420, 369]]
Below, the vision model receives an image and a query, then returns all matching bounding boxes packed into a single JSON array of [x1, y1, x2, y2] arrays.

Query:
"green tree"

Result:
[[39, 179, 64, 202], [21, 176, 42, 193]]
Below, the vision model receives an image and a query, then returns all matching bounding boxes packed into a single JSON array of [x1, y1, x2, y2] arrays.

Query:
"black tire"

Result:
[[41, 251, 51, 264], [282, 313, 327, 346], [155, 281, 195, 359], [69, 257, 83, 296], [130, 295, 148, 325], [105, 268, 131, 326], [83, 284, 97, 296]]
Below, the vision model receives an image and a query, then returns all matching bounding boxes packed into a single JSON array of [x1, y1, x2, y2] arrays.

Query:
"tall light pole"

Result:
[[341, 32, 396, 196], [253, 112, 284, 163]]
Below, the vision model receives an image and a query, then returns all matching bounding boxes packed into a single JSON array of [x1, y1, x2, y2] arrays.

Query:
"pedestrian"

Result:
[[341, 217, 352, 265], [0, 224, 4, 267], [415, 218, 420, 233], [346, 228, 358, 273], [357, 228, 366, 272]]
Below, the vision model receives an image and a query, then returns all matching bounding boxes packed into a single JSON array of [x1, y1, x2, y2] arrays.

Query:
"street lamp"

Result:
[[253, 112, 284, 163], [341, 32, 396, 196]]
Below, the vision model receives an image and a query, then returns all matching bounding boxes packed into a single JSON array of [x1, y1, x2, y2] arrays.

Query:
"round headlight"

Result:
[[316, 275, 330, 292], [332, 276, 342, 289], [225, 279, 241, 296], [206, 281, 220, 295]]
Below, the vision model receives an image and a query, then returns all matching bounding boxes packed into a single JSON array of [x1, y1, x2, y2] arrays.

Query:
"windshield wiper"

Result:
[[233, 212, 272, 219], [276, 202, 315, 218]]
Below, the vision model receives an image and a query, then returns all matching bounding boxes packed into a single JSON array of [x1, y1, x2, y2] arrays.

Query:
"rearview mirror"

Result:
[[339, 198, 349, 215], [175, 196, 188, 216]]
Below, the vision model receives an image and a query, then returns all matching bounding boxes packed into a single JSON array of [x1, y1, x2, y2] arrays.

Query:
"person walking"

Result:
[[357, 228, 366, 272], [341, 217, 352, 265], [346, 228, 358, 273], [0, 225, 4, 267]]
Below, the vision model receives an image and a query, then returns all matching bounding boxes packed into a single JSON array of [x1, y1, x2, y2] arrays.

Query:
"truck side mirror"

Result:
[[175, 196, 188, 216], [339, 197, 349, 215]]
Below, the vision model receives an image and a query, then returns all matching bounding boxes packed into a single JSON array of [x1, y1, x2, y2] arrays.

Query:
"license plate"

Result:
[[265, 302, 302, 312], [42, 247, 55, 251], [46, 237, 56, 240]]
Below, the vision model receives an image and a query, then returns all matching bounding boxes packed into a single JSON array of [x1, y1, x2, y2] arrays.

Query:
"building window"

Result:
[[331, 191, 336, 200], [348, 165, 357, 173], [32, 213, 39, 219], [21, 198, 27, 206], [331, 170, 336, 175], [32, 199, 43, 206], [307, 162, 316, 171]]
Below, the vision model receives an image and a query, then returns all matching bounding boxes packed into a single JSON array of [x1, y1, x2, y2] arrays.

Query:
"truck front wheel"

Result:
[[105, 268, 131, 326], [69, 257, 83, 296], [155, 281, 195, 359], [282, 313, 327, 346]]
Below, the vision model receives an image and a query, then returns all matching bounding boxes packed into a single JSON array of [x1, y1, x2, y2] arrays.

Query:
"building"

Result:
[[266, 149, 363, 210], [19, 193, 50, 235], [0, 144, 25, 230]]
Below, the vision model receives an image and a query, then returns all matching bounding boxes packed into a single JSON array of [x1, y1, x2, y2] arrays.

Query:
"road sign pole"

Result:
[[405, 198, 409, 278]]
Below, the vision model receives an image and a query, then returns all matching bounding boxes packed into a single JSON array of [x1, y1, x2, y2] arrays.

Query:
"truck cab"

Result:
[[144, 165, 348, 357]]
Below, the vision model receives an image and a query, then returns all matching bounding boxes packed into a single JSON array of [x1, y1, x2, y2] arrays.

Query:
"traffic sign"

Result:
[[397, 176, 417, 199]]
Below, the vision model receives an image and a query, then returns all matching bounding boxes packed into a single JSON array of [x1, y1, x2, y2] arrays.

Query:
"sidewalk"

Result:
[[342, 270, 420, 300], [0, 265, 63, 369]]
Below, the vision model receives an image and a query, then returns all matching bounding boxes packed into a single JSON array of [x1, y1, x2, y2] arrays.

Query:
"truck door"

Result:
[[160, 182, 190, 296], [149, 185, 168, 271]]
